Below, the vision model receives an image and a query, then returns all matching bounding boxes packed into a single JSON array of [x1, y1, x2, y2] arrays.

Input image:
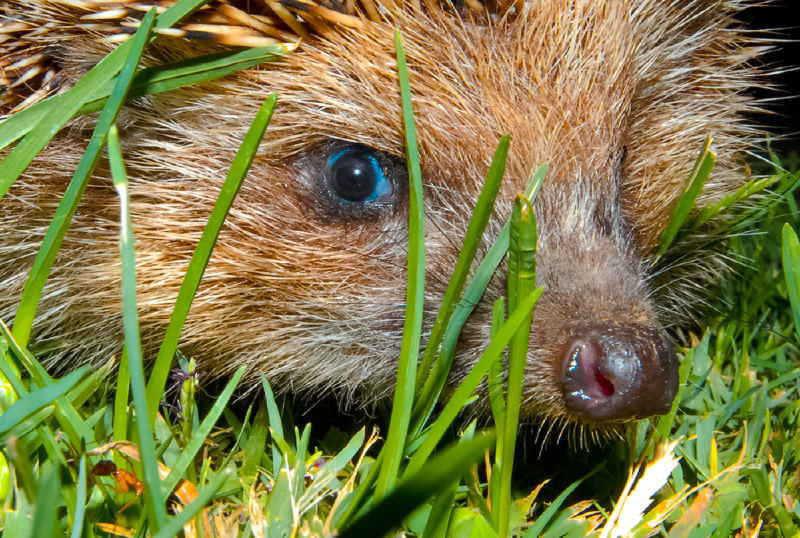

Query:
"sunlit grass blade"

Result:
[[12, 8, 156, 350], [69, 452, 87, 538], [163, 366, 245, 494], [404, 287, 543, 478], [0, 0, 209, 190], [107, 120, 167, 529], [781, 223, 800, 338], [374, 30, 425, 500], [0, 366, 89, 441], [412, 134, 510, 414], [411, 165, 547, 437], [262, 375, 286, 478], [496, 194, 537, 538], [144, 94, 277, 423], [525, 465, 602, 537], [339, 431, 495, 538], [657, 135, 716, 255], [151, 467, 233, 538]]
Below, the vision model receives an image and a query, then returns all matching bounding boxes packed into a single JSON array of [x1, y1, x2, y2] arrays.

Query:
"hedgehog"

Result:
[[0, 0, 766, 435]]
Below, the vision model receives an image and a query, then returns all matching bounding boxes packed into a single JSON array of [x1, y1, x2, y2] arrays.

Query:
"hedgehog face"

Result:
[[0, 0, 758, 434]]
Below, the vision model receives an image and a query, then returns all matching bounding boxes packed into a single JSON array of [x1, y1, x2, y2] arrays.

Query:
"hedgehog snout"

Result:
[[558, 323, 679, 421]]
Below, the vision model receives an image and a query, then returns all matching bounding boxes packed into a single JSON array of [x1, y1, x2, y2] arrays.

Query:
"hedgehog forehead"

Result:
[[258, 1, 636, 181]]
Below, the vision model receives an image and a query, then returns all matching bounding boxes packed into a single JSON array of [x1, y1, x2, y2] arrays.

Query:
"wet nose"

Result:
[[559, 323, 679, 421]]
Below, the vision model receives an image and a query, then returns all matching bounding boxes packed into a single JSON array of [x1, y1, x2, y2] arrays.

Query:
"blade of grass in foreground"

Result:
[[0, 320, 96, 449], [78, 45, 292, 116], [0, 46, 288, 152], [496, 195, 537, 538], [69, 453, 88, 538], [113, 347, 131, 442], [781, 223, 800, 339], [339, 431, 495, 538], [374, 30, 425, 500], [657, 135, 715, 255], [0, 366, 89, 441], [410, 164, 547, 437], [144, 94, 277, 424], [0, 0, 210, 196], [162, 366, 245, 494], [412, 135, 509, 427], [107, 122, 167, 529], [262, 375, 286, 479], [403, 286, 543, 478], [12, 8, 156, 349]]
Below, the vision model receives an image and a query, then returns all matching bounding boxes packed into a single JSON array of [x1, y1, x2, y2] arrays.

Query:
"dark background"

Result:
[[740, 0, 799, 155]]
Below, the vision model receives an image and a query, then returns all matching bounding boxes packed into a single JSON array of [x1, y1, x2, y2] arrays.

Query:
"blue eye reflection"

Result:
[[326, 149, 391, 203]]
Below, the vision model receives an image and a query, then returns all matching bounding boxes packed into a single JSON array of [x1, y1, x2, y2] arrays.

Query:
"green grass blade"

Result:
[[0, 320, 95, 447], [524, 465, 602, 537], [412, 136, 509, 430], [657, 136, 716, 255], [404, 287, 543, 477], [152, 467, 232, 538], [293, 424, 312, 498], [12, 9, 156, 348], [69, 453, 87, 538], [0, 319, 52, 387], [781, 223, 800, 338], [0, 45, 283, 152], [374, 31, 425, 499], [144, 94, 277, 423], [0, 0, 209, 188], [113, 347, 131, 442], [0, 366, 89, 441], [488, 297, 506, 440], [423, 423, 478, 537], [423, 478, 459, 536], [243, 402, 269, 478], [497, 195, 537, 538], [78, 46, 290, 116], [0, 338, 26, 398], [163, 366, 245, 494], [300, 428, 366, 506], [339, 431, 495, 538], [262, 375, 286, 479], [31, 463, 61, 537], [108, 120, 168, 529], [411, 165, 547, 435]]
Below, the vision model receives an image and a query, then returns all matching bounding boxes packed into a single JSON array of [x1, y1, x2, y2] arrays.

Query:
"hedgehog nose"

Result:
[[559, 324, 679, 421]]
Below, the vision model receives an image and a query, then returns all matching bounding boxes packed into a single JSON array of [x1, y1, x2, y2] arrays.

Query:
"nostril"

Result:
[[559, 324, 679, 422], [593, 367, 614, 397], [563, 340, 618, 402]]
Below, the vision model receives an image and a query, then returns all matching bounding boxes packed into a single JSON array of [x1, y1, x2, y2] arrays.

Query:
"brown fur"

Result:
[[0, 0, 765, 432]]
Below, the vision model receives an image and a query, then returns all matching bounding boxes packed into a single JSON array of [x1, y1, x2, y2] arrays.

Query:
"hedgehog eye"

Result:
[[326, 148, 391, 203]]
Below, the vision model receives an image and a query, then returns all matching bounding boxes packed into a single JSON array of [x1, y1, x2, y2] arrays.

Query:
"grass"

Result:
[[1, 9, 800, 537]]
